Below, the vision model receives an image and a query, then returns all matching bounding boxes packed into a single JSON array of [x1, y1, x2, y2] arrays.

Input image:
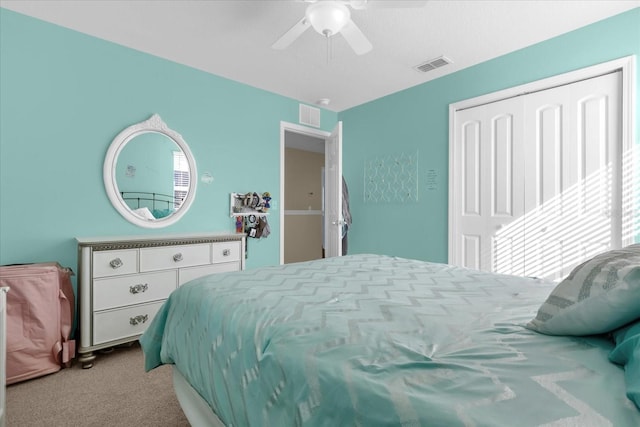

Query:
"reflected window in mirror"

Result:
[[173, 150, 190, 211]]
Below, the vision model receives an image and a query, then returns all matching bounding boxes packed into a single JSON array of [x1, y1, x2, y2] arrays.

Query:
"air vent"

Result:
[[299, 104, 321, 128], [414, 55, 452, 73]]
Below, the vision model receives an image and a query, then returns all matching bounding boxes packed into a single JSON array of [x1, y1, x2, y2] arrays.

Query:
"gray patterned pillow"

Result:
[[527, 244, 640, 336]]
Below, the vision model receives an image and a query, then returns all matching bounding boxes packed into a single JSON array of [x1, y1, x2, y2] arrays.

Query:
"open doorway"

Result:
[[279, 121, 343, 265], [283, 131, 325, 264]]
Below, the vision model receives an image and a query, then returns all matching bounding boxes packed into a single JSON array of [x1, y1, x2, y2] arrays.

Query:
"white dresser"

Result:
[[77, 233, 245, 368]]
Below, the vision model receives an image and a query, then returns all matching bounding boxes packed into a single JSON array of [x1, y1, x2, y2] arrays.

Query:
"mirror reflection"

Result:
[[103, 114, 197, 229], [115, 132, 190, 220]]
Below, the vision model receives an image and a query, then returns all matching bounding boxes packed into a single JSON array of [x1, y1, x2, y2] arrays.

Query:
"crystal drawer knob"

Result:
[[110, 258, 123, 269], [129, 283, 148, 294], [222, 249, 231, 257], [129, 314, 148, 326], [173, 253, 183, 262]]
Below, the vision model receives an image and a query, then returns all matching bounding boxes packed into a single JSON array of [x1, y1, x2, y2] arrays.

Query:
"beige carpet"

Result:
[[6, 342, 190, 426]]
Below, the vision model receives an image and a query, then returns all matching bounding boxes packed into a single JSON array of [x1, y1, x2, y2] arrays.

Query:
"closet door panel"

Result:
[[491, 109, 525, 276], [492, 114, 515, 217], [523, 100, 567, 279], [458, 118, 484, 271], [462, 120, 481, 217], [579, 93, 613, 213], [454, 97, 525, 275], [523, 72, 620, 279], [535, 104, 563, 208]]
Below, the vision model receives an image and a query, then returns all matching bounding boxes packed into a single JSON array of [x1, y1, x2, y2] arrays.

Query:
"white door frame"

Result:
[[448, 55, 636, 265], [279, 121, 332, 265]]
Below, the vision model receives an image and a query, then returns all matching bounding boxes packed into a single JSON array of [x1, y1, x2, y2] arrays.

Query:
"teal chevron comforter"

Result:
[[140, 254, 640, 426]]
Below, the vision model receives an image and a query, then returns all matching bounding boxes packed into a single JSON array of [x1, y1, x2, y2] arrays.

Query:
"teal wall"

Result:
[[339, 8, 640, 263], [0, 9, 338, 277], [1, 7, 638, 280]]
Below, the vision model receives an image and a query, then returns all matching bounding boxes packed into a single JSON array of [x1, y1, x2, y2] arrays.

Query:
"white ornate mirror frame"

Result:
[[103, 114, 197, 228]]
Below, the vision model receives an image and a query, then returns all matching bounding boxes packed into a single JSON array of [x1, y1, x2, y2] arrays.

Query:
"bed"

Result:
[[121, 191, 175, 219], [140, 249, 640, 426]]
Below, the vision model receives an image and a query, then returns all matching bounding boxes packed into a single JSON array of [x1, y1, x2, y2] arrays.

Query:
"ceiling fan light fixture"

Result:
[[305, 1, 351, 37]]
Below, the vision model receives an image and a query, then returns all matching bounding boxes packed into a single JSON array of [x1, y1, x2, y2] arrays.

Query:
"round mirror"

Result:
[[103, 114, 197, 228]]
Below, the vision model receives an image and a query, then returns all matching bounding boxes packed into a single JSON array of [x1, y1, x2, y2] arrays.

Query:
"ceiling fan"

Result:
[[272, 0, 427, 56]]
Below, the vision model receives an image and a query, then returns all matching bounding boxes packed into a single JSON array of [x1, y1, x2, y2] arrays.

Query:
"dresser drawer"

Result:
[[93, 270, 177, 311], [93, 250, 138, 278], [140, 243, 211, 272], [212, 241, 242, 263], [93, 301, 164, 345], [178, 262, 241, 286]]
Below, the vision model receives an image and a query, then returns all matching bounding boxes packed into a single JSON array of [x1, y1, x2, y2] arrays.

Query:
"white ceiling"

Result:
[[2, 0, 638, 112]]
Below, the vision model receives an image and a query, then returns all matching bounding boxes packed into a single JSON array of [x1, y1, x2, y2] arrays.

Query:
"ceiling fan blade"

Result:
[[340, 19, 372, 55], [349, 0, 427, 9], [272, 17, 311, 50]]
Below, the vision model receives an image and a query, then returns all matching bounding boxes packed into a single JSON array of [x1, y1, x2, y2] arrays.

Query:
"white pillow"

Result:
[[133, 207, 155, 220], [526, 244, 640, 336]]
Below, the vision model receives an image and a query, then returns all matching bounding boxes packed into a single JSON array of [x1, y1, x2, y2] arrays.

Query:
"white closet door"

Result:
[[452, 71, 622, 279], [454, 96, 526, 272], [521, 72, 620, 280]]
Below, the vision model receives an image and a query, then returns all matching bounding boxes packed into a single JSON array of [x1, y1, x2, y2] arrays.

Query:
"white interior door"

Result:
[[454, 96, 526, 272], [324, 122, 343, 258], [520, 72, 621, 279], [451, 71, 623, 279]]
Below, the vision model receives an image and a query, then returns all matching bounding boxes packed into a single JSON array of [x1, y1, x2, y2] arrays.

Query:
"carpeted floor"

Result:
[[6, 342, 190, 426]]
